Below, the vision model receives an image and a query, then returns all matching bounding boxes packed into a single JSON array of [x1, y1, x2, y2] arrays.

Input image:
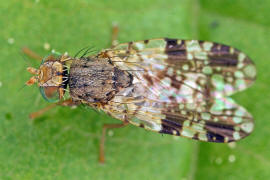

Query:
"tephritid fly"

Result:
[[24, 25, 256, 163]]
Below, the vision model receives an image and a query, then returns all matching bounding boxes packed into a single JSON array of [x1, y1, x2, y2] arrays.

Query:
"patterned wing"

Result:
[[102, 83, 254, 142], [105, 38, 256, 103], [100, 38, 255, 142]]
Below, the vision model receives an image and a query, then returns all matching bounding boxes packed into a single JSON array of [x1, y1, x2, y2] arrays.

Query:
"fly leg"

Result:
[[29, 99, 80, 119], [99, 119, 129, 164], [22, 47, 43, 61], [111, 22, 119, 48]]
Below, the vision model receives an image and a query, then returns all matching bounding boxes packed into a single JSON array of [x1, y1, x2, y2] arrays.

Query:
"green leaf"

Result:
[[0, 0, 269, 179], [196, 1, 270, 179], [0, 0, 195, 179]]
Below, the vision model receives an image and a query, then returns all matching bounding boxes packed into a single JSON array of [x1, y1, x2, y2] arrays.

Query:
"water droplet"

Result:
[[108, 130, 114, 137], [8, 38, 14, 44], [215, 157, 223, 165], [228, 142, 236, 149], [71, 106, 77, 109], [44, 42, 50, 50], [228, 154, 236, 163]]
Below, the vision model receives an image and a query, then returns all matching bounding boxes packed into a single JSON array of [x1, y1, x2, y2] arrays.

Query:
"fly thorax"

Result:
[[69, 58, 133, 103]]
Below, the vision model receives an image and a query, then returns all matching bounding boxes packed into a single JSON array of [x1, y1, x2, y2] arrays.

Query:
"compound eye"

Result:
[[40, 86, 60, 102]]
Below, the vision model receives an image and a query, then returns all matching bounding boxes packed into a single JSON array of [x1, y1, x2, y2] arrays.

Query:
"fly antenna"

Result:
[[80, 46, 96, 58], [74, 46, 89, 58]]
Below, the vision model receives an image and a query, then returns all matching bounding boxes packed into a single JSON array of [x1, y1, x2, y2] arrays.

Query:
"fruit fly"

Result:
[[24, 25, 256, 163]]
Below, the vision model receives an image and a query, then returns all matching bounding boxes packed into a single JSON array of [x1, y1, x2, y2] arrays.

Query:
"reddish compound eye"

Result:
[[40, 86, 61, 103]]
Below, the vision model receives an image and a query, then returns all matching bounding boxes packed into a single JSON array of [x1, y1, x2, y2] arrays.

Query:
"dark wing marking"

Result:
[[104, 38, 256, 104], [102, 84, 254, 143]]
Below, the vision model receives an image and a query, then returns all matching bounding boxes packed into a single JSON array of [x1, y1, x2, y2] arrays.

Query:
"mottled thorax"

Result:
[[69, 58, 133, 103]]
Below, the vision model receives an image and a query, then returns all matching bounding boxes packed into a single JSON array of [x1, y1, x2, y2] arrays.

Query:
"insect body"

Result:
[[69, 58, 133, 104], [26, 38, 256, 150]]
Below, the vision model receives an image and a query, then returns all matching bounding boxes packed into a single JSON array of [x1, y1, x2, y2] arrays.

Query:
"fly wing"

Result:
[[102, 83, 254, 143], [101, 38, 255, 142], [105, 38, 256, 103]]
